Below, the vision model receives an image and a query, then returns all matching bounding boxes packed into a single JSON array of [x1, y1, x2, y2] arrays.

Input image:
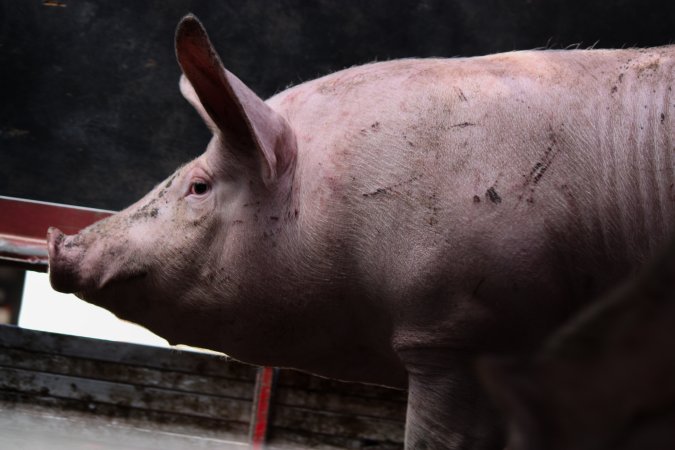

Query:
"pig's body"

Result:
[[269, 46, 675, 359], [48, 16, 674, 450]]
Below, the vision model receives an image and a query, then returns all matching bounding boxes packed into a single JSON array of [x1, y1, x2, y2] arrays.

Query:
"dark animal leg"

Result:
[[399, 348, 505, 450]]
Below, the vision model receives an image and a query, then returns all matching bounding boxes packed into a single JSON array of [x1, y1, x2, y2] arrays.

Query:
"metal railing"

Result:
[[0, 196, 112, 270]]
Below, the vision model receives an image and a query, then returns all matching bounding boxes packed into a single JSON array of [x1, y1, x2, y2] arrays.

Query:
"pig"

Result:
[[47, 14, 674, 450], [479, 236, 675, 450]]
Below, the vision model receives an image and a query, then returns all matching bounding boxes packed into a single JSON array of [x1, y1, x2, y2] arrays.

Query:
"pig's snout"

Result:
[[47, 227, 64, 258], [47, 227, 84, 294]]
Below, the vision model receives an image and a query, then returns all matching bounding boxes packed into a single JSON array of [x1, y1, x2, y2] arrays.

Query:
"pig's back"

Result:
[[268, 47, 675, 349]]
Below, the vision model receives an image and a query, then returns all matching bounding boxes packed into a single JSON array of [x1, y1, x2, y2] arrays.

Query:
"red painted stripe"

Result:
[[251, 366, 277, 449], [0, 196, 112, 239], [0, 196, 112, 269]]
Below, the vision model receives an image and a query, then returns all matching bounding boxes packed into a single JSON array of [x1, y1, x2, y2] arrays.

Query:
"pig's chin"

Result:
[[50, 254, 148, 296], [76, 270, 149, 300], [49, 258, 92, 294], [74, 271, 153, 320]]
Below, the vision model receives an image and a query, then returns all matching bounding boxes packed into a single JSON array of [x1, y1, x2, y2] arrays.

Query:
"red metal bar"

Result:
[[250, 366, 278, 448], [0, 196, 112, 270]]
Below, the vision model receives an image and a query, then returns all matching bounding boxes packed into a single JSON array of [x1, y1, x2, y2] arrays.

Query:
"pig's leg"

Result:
[[401, 349, 504, 450]]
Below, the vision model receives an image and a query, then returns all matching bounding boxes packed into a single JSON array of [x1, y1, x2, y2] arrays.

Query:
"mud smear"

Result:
[[130, 199, 160, 221], [422, 191, 441, 226], [64, 234, 83, 249], [360, 121, 382, 135], [164, 172, 178, 189], [486, 187, 502, 204]]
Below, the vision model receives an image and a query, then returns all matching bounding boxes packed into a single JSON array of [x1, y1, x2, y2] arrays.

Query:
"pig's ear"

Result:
[[175, 15, 296, 186], [179, 74, 219, 133]]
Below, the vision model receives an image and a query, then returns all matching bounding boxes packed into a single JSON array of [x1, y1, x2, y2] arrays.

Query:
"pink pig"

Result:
[[48, 15, 674, 449]]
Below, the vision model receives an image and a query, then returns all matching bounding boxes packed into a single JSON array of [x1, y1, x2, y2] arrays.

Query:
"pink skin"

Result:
[[48, 14, 675, 450]]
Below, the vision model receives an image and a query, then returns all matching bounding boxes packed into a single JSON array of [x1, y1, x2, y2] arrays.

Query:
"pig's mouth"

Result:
[[74, 271, 148, 302], [47, 228, 85, 293]]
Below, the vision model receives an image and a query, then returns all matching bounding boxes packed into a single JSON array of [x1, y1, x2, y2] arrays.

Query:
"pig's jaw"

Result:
[[47, 226, 147, 295]]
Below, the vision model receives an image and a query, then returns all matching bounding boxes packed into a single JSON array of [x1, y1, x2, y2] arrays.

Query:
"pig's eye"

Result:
[[189, 181, 210, 196]]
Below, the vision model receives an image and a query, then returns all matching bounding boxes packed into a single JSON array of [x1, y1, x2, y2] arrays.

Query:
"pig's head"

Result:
[[47, 15, 298, 355]]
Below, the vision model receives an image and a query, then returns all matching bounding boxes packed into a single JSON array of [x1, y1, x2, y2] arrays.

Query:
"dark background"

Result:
[[1, 0, 673, 210]]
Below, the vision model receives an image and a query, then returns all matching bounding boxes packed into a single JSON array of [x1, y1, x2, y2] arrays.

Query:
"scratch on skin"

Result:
[[518, 127, 562, 204], [455, 88, 468, 102], [525, 142, 559, 184], [450, 122, 476, 128], [575, 61, 599, 81], [363, 175, 422, 198]]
